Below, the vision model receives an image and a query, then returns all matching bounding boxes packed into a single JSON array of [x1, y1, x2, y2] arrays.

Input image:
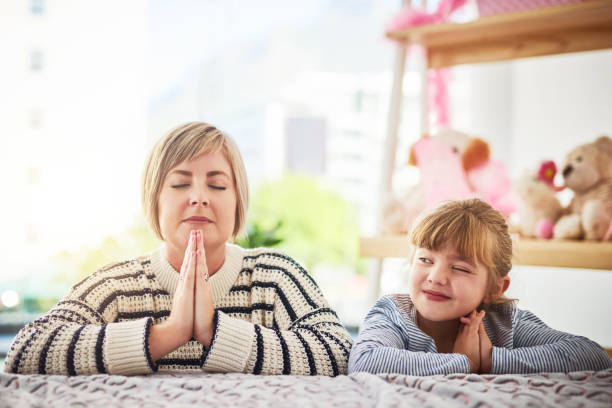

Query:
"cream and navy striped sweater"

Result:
[[349, 294, 611, 375], [4, 244, 353, 376]]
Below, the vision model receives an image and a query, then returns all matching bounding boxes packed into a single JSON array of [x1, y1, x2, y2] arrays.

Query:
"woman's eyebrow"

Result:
[[169, 169, 191, 176], [168, 169, 230, 178], [207, 170, 230, 178]]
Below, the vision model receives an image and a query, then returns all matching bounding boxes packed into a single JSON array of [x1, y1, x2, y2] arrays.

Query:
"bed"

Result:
[[1, 368, 611, 407]]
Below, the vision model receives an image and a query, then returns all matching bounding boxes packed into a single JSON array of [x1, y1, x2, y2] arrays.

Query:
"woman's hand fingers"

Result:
[[196, 230, 208, 282], [167, 231, 196, 347], [179, 230, 195, 280], [194, 230, 215, 347], [178, 231, 196, 298]]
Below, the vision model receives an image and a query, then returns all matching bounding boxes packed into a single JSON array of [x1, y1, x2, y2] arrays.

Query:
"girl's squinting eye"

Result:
[[452, 266, 471, 274], [418, 257, 432, 264]]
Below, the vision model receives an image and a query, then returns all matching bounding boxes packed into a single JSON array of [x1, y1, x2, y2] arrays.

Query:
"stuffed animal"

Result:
[[554, 135, 612, 241], [382, 128, 518, 234], [515, 161, 563, 239]]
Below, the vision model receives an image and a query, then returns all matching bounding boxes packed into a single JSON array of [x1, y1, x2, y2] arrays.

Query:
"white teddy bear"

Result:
[[515, 161, 563, 239]]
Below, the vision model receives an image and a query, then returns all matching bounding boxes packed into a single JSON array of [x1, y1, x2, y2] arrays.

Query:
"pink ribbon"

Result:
[[387, 0, 468, 128]]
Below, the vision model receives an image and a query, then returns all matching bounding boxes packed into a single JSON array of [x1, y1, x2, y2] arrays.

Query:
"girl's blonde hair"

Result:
[[142, 122, 249, 241], [409, 199, 514, 305]]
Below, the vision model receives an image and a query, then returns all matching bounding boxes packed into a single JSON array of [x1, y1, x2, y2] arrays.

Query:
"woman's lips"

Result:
[[423, 290, 451, 301], [184, 217, 212, 225]]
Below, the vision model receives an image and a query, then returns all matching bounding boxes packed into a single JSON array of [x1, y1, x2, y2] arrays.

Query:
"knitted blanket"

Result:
[[1, 369, 611, 407]]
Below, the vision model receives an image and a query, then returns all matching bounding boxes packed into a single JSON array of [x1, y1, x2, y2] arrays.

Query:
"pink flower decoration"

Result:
[[537, 160, 557, 185], [537, 160, 565, 192]]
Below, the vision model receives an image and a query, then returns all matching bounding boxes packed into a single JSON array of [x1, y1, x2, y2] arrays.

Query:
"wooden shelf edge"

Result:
[[360, 236, 612, 270], [386, 0, 612, 68]]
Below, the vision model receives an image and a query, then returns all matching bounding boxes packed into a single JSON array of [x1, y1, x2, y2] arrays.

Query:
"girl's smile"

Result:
[[422, 290, 451, 301]]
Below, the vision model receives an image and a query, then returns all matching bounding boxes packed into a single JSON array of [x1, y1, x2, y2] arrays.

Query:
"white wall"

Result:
[[447, 49, 612, 348]]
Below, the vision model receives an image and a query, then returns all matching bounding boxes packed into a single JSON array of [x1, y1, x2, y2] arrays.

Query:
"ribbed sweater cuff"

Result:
[[202, 312, 255, 373], [104, 317, 157, 375]]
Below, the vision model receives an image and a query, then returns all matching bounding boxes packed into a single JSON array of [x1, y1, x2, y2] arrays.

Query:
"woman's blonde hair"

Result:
[[142, 122, 249, 241], [409, 199, 514, 305]]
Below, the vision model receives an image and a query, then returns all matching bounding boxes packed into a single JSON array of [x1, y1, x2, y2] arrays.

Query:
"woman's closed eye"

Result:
[[171, 183, 226, 190]]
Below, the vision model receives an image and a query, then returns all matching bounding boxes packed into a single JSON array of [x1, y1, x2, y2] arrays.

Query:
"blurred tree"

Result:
[[235, 221, 284, 249], [247, 174, 360, 271]]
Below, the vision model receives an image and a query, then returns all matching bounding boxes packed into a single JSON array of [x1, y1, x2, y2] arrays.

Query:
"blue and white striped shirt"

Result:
[[348, 294, 611, 375]]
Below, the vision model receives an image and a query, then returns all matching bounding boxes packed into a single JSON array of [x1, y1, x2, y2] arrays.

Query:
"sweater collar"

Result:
[[150, 243, 244, 305]]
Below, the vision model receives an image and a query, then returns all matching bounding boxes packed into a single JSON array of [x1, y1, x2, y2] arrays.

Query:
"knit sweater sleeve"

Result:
[[201, 252, 353, 376], [491, 309, 612, 374], [348, 296, 471, 375], [3, 262, 157, 376]]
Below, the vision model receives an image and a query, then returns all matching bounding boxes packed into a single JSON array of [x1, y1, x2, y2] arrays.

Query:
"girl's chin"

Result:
[[417, 308, 464, 322]]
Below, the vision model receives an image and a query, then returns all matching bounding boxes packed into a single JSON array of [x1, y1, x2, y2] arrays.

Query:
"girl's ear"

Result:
[[499, 276, 510, 295], [485, 276, 511, 303]]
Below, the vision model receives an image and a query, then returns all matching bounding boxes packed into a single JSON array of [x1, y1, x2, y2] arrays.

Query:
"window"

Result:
[[31, 0, 45, 16]]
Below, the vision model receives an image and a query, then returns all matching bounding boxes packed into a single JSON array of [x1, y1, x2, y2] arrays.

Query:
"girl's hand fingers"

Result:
[[476, 310, 486, 325], [461, 310, 478, 325]]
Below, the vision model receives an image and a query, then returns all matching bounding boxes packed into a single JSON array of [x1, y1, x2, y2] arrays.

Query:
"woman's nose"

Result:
[[189, 192, 209, 207]]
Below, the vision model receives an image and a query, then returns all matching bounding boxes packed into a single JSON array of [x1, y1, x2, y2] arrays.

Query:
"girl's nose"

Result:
[[427, 265, 448, 285]]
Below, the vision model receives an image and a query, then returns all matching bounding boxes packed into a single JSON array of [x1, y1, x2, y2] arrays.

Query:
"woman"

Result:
[[5, 122, 353, 376]]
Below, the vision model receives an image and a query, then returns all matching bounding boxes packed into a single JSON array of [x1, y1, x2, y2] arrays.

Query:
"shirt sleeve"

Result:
[[3, 270, 157, 376], [201, 255, 353, 376], [491, 309, 612, 374], [348, 297, 471, 376]]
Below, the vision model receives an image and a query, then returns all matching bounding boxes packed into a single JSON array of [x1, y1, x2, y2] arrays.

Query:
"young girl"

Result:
[[349, 199, 611, 375]]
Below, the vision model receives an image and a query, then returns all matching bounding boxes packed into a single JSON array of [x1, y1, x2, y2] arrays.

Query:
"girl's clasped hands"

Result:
[[453, 310, 493, 374]]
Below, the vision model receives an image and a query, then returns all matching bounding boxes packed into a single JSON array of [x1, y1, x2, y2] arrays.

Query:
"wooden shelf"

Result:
[[386, 0, 612, 68], [360, 236, 612, 270]]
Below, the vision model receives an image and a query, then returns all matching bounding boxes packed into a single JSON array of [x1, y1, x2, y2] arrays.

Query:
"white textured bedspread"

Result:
[[1, 368, 611, 407]]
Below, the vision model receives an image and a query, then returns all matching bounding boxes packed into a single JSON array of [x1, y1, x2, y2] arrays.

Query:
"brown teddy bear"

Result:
[[553, 135, 612, 241]]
